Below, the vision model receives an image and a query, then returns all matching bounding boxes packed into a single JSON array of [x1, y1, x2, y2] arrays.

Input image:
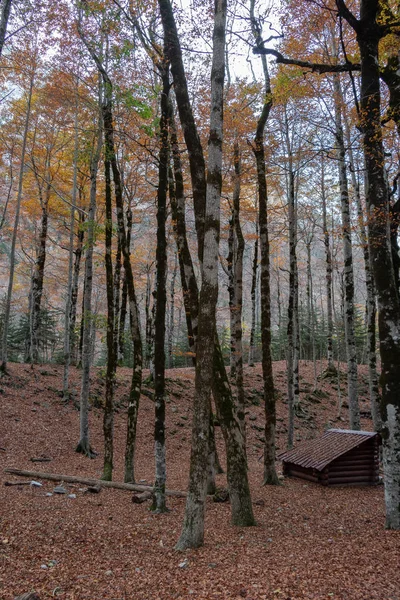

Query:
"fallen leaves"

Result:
[[0, 362, 399, 600]]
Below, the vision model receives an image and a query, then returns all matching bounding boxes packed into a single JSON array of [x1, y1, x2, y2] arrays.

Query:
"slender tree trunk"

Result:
[[232, 141, 245, 438], [227, 211, 235, 376], [63, 106, 79, 396], [321, 157, 335, 372], [78, 16, 143, 477], [287, 165, 297, 449], [333, 74, 360, 430], [76, 107, 102, 458], [152, 62, 170, 513], [70, 211, 85, 366], [118, 206, 132, 364], [28, 182, 49, 364], [113, 240, 122, 358], [145, 267, 155, 374], [249, 0, 279, 482], [248, 216, 258, 366], [167, 252, 178, 369], [1, 69, 34, 373], [102, 150, 116, 481]]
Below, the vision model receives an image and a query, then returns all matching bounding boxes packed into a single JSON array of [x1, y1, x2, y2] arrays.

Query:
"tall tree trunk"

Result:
[[232, 141, 245, 437], [102, 149, 116, 480], [113, 240, 122, 358], [27, 180, 50, 364], [227, 211, 236, 376], [167, 251, 178, 369], [78, 13, 144, 477], [70, 210, 85, 367], [176, 0, 227, 550], [76, 106, 102, 458], [321, 156, 335, 373], [337, 0, 400, 527], [343, 114, 381, 431], [63, 105, 79, 396], [145, 266, 155, 373], [287, 165, 298, 450], [1, 68, 34, 373], [333, 73, 360, 430], [161, 0, 253, 534], [152, 62, 170, 513], [250, 0, 279, 483], [118, 205, 132, 364], [248, 214, 258, 366]]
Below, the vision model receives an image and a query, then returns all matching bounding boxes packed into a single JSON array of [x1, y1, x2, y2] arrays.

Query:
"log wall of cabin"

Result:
[[326, 438, 379, 486]]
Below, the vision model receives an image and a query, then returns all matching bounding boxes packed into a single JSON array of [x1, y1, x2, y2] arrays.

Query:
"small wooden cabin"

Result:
[[279, 429, 380, 486]]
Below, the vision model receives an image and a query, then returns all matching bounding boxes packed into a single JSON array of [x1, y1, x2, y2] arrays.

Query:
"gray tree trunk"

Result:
[[63, 105, 79, 397], [76, 101, 102, 458], [333, 74, 360, 430], [321, 156, 335, 372], [343, 113, 381, 431], [176, 0, 227, 550]]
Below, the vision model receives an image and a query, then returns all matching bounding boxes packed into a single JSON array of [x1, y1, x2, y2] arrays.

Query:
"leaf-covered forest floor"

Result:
[[0, 360, 399, 600]]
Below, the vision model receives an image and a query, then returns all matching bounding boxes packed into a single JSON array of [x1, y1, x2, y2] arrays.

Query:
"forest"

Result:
[[0, 0, 399, 598]]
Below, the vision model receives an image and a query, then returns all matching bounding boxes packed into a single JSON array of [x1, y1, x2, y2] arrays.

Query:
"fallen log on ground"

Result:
[[4, 468, 187, 497], [4, 480, 31, 486]]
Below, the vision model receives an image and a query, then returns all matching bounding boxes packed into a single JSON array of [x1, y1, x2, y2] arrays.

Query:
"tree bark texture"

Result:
[[336, 0, 400, 528], [176, 0, 227, 550], [321, 157, 335, 371], [152, 62, 170, 513], [102, 152, 116, 481]]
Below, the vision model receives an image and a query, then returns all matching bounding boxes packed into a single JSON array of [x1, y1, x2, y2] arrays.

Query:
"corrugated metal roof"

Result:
[[278, 429, 378, 472]]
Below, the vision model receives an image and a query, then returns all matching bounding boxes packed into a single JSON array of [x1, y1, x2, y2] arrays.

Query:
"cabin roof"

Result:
[[278, 429, 378, 472]]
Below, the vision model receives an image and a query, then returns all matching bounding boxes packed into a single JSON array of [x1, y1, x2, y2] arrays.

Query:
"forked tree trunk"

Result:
[[160, 0, 253, 538], [175, 0, 227, 550]]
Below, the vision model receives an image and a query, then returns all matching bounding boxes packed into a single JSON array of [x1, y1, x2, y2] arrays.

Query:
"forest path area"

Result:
[[0, 361, 398, 600]]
